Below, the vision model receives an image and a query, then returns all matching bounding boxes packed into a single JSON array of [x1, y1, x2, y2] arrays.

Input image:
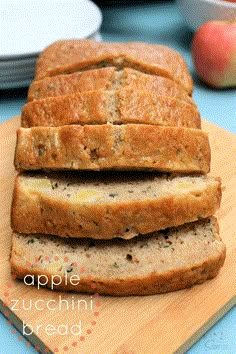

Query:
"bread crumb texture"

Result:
[[10, 219, 226, 295]]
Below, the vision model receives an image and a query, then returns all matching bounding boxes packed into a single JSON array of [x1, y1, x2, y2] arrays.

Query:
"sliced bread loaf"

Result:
[[35, 40, 193, 94], [22, 88, 200, 128], [28, 67, 195, 106], [11, 173, 221, 239], [14, 124, 211, 173], [10, 218, 226, 295]]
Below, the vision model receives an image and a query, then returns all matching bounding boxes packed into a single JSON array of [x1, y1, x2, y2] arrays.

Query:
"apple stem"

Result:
[[228, 17, 236, 24]]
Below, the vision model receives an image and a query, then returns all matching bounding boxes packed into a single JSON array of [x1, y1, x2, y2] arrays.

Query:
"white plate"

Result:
[[0, 31, 102, 89], [0, 65, 36, 78], [0, 0, 102, 58], [0, 78, 33, 89], [0, 68, 35, 80], [0, 57, 36, 80], [0, 57, 38, 70]]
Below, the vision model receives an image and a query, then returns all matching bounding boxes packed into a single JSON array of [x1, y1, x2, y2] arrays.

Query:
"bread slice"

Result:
[[11, 173, 221, 239], [14, 125, 211, 174], [28, 67, 195, 106], [10, 218, 226, 296], [22, 88, 200, 129], [35, 40, 193, 94]]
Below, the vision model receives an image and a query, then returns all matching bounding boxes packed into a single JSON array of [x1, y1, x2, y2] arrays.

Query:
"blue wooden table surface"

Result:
[[0, 1, 235, 353]]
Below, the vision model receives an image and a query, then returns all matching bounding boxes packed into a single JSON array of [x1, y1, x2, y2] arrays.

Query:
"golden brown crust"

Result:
[[14, 125, 211, 173], [10, 38, 225, 297], [28, 67, 195, 106], [35, 40, 193, 94], [22, 88, 200, 128], [11, 174, 221, 239], [28, 67, 115, 101]]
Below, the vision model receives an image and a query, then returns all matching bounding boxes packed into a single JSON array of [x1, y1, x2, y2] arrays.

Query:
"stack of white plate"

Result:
[[0, 0, 102, 89]]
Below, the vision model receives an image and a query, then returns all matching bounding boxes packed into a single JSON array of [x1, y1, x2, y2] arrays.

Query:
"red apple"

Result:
[[191, 19, 236, 88]]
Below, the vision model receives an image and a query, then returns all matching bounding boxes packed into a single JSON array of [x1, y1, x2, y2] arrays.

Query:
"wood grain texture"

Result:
[[0, 117, 235, 354]]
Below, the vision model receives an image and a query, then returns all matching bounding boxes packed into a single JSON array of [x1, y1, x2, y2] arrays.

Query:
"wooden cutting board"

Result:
[[0, 117, 235, 354]]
